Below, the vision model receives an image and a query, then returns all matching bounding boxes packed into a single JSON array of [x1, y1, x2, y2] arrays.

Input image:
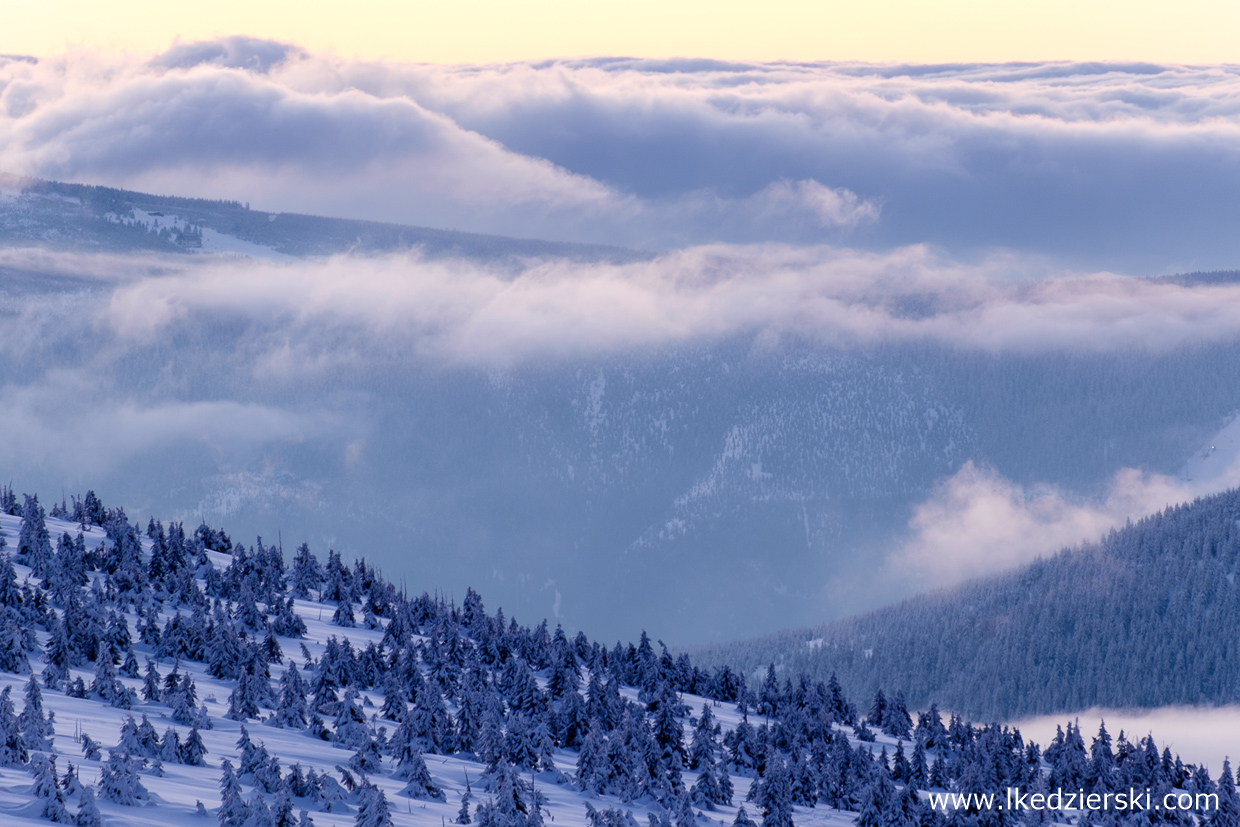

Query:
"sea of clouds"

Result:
[[5, 39, 1240, 270]]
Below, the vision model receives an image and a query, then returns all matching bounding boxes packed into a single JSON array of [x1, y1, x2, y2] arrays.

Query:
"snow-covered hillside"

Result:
[[0, 491, 1233, 827], [0, 176, 644, 263]]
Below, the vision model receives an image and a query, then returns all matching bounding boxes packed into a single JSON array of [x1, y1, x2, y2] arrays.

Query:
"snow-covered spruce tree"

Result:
[[882, 692, 913, 740], [275, 662, 309, 728], [754, 753, 794, 827], [691, 751, 724, 809], [0, 566, 34, 674], [673, 794, 697, 827], [272, 596, 308, 638], [333, 597, 356, 628], [909, 740, 928, 789], [473, 799, 503, 827], [227, 667, 262, 721], [356, 782, 395, 827], [20, 674, 54, 750], [42, 615, 73, 689], [0, 685, 29, 766], [867, 690, 887, 729], [689, 703, 718, 770], [266, 786, 293, 827], [218, 758, 248, 827], [290, 542, 324, 599], [333, 688, 370, 749], [75, 786, 102, 827], [17, 493, 53, 577], [97, 749, 148, 805], [1211, 759, 1240, 827], [891, 743, 909, 783], [349, 737, 384, 775], [207, 613, 244, 681], [180, 724, 209, 766], [717, 756, 734, 807], [393, 722, 445, 800], [31, 752, 70, 822]]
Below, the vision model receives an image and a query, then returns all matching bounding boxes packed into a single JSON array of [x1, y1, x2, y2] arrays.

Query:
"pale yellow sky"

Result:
[[3, 0, 1240, 64]]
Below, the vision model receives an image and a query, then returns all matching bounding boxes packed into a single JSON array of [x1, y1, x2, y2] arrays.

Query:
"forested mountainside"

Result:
[[0, 487, 1232, 827], [0, 176, 645, 262], [692, 487, 1240, 720]]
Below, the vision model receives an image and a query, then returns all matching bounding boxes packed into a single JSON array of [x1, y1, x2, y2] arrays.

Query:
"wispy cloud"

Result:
[[0, 369, 337, 478]]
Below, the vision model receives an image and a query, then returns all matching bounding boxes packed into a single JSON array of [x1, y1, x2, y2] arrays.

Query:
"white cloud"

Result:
[[1013, 706, 1240, 772], [888, 448, 1240, 588], [7, 43, 1240, 261], [0, 50, 622, 238], [89, 244, 1240, 368]]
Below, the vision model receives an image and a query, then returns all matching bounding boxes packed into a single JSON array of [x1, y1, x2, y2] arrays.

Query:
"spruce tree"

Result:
[[356, 783, 394, 827], [32, 752, 69, 822], [19, 675, 54, 750], [218, 759, 248, 827], [97, 750, 148, 805], [75, 787, 102, 827], [0, 685, 29, 766], [690, 703, 718, 770]]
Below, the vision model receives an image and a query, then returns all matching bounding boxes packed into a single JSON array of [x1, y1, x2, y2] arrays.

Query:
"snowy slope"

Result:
[[0, 498, 1224, 827], [0, 507, 847, 827]]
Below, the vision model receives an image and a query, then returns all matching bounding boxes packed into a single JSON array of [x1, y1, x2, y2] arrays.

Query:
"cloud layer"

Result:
[[82, 244, 1240, 367], [6, 42, 1240, 267]]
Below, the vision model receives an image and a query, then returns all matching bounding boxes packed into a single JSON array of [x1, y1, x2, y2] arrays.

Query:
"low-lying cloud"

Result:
[[1014, 706, 1240, 773], [88, 244, 1240, 367], [6, 42, 1240, 265], [889, 447, 1240, 588], [0, 366, 338, 479]]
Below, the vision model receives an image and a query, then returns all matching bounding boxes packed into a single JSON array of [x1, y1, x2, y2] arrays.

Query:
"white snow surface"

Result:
[[118, 208, 295, 261]]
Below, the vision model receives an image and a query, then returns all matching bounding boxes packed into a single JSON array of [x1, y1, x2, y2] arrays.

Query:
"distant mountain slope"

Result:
[[0, 175, 646, 263], [690, 487, 1240, 720]]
